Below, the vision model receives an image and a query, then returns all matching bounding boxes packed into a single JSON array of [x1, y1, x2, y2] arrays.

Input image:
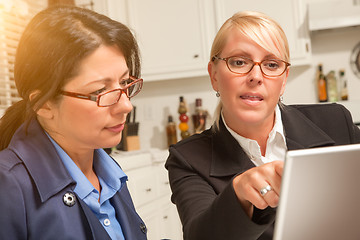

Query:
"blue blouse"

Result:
[[48, 136, 127, 240]]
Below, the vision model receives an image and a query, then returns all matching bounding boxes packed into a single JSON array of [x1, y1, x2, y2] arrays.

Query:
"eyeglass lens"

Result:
[[98, 80, 142, 106], [226, 57, 287, 76]]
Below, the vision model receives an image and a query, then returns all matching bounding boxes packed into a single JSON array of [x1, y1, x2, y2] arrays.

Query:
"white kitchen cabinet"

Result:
[[214, 0, 311, 66], [308, 0, 360, 31], [111, 150, 183, 240], [75, 0, 108, 15], [108, 0, 216, 81], [103, 0, 311, 80], [136, 195, 182, 240], [157, 195, 183, 240]]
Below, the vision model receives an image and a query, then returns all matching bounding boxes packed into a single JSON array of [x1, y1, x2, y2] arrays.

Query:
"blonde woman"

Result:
[[165, 11, 360, 240]]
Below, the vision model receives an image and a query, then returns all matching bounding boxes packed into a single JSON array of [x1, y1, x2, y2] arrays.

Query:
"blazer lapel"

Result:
[[77, 195, 112, 240], [9, 119, 111, 239], [281, 106, 335, 150], [209, 105, 336, 178], [210, 118, 255, 177], [111, 187, 147, 240], [8, 118, 75, 203]]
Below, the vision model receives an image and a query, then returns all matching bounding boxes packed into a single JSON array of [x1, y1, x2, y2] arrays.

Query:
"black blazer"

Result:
[[165, 104, 360, 240]]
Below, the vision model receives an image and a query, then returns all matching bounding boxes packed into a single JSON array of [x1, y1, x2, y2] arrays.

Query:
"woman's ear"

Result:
[[208, 61, 219, 92], [29, 90, 54, 119]]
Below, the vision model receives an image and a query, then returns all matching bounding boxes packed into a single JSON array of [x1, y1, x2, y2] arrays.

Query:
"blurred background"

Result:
[[1, 0, 359, 150]]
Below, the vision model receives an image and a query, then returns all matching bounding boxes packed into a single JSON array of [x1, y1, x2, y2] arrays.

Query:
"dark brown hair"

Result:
[[0, 5, 141, 150]]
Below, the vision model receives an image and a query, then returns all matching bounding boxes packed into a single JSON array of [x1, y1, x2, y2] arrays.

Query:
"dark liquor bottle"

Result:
[[166, 115, 178, 147], [192, 98, 206, 134]]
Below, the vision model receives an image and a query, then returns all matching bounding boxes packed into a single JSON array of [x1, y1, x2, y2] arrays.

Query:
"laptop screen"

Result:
[[273, 144, 360, 240]]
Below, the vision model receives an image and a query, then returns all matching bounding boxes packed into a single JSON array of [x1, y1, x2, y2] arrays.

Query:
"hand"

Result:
[[232, 160, 283, 218]]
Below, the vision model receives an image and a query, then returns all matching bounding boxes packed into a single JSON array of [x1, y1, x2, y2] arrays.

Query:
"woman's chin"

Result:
[[101, 136, 122, 149]]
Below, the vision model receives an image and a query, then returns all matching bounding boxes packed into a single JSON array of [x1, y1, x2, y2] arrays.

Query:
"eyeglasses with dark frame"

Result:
[[212, 55, 291, 77], [60, 76, 143, 107]]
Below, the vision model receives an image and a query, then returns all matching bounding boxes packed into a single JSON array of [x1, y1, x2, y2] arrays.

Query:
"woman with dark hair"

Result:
[[0, 6, 146, 240]]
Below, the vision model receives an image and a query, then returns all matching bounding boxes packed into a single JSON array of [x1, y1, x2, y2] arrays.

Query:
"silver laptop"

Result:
[[273, 144, 360, 240]]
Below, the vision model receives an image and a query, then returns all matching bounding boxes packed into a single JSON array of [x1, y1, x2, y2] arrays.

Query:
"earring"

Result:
[[216, 91, 220, 97], [279, 95, 283, 102]]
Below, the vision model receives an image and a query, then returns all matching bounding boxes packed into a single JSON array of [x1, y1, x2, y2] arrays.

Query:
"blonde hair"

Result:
[[210, 11, 289, 130]]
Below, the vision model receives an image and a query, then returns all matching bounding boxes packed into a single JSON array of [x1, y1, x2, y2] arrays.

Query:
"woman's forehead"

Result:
[[222, 28, 283, 59]]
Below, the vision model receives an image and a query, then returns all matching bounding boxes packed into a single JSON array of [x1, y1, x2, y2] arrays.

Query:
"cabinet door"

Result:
[[126, 166, 159, 208], [214, 0, 311, 66], [136, 202, 161, 240], [125, 0, 216, 81], [75, 0, 108, 15], [158, 196, 183, 240], [156, 163, 172, 197]]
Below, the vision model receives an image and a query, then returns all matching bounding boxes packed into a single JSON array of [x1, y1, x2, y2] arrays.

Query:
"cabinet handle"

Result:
[[193, 54, 199, 58], [145, 188, 152, 192], [163, 215, 168, 219]]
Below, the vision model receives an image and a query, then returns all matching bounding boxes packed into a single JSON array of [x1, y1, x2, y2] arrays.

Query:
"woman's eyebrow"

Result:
[[263, 54, 279, 59], [85, 69, 130, 86], [85, 78, 111, 86], [119, 69, 130, 79], [227, 50, 251, 58]]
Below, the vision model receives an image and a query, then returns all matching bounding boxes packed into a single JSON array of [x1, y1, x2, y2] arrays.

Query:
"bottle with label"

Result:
[[166, 115, 178, 147], [326, 70, 338, 102], [317, 64, 328, 102], [192, 98, 207, 134], [339, 69, 348, 101]]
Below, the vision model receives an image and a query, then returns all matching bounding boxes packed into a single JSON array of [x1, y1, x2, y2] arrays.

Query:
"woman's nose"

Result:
[[246, 64, 264, 86], [112, 94, 133, 114]]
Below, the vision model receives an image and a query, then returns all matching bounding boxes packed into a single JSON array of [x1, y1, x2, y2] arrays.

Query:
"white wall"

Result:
[[284, 26, 360, 104], [132, 25, 360, 150]]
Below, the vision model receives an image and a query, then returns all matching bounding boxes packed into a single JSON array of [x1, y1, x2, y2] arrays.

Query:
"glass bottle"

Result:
[[166, 115, 178, 147], [192, 98, 206, 134], [326, 70, 338, 102], [178, 96, 190, 139], [317, 64, 328, 102], [339, 69, 348, 101]]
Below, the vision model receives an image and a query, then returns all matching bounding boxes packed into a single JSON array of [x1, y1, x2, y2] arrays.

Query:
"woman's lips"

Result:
[[240, 94, 264, 101], [106, 123, 125, 133], [240, 93, 264, 106]]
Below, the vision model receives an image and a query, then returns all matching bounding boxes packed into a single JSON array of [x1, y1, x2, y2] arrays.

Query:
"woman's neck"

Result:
[[66, 150, 101, 194], [223, 113, 275, 156]]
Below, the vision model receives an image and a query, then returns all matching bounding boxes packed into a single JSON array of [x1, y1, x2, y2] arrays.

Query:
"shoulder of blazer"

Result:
[[0, 148, 23, 171], [282, 103, 359, 148], [173, 127, 214, 146], [287, 103, 349, 116], [284, 103, 353, 128]]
